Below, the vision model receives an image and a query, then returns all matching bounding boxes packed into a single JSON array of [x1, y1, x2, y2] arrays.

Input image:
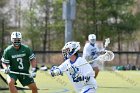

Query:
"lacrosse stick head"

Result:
[[104, 50, 114, 61], [98, 50, 114, 62]]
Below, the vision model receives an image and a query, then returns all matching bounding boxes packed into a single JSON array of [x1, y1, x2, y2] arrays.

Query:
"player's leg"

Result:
[[18, 75, 38, 93], [93, 67, 99, 79], [28, 83, 38, 93], [91, 62, 99, 78], [7, 74, 18, 93]]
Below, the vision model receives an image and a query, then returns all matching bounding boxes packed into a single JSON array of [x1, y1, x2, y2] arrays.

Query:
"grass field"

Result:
[[1, 71, 140, 93]]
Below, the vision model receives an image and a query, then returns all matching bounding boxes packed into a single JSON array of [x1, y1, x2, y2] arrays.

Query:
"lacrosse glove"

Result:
[[4, 67, 10, 74], [50, 66, 63, 77], [30, 68, 37, 78]]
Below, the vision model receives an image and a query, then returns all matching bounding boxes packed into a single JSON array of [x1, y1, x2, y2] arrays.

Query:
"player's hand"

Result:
[[30, 72, 36, 78], [4, 67, 10, 74], [50, 66, 63, 77], [50, 70, 58, 77], [30, 68, 37, 78]]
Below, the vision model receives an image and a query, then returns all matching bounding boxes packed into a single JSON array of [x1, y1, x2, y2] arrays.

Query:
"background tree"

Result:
[[1, 0, 140, 52], [75, 0, 140, 48], [22, 0, 44, 50], [0, 0, 9, 51], [22, 0, 64, 51]]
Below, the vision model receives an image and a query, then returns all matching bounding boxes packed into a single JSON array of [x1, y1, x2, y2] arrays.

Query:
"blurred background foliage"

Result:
[[0, 0, 140, 52]]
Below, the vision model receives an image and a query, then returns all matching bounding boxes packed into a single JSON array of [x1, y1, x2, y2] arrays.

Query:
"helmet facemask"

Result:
[[11, 32, 22, 47], [89, 38, 96, 44], [88, 34, 96, 44], [62, 41, 80, 60], [12, 38, 21, 47], [62, 48, 70, 60]]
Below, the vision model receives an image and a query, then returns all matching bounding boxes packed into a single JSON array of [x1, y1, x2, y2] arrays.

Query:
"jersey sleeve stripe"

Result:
[[1, 58, 10, 64], [29, 54, 35, 60]]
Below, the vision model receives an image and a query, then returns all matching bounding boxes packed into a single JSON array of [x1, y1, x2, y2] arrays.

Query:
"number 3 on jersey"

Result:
[[17, 58, 24, 69]]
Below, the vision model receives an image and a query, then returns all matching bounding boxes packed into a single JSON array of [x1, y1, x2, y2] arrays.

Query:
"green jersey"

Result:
[[1, 44, 36, 73]]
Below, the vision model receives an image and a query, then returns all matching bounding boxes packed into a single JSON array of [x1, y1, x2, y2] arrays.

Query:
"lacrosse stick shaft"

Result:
[[10, 71, 30, 76], [62, 57, 98, 72], [62, 50, 114, 72], [0, 69, 30, 76]]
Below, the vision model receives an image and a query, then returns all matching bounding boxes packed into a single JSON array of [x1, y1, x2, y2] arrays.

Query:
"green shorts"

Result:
[[9, 73, 35, 86]]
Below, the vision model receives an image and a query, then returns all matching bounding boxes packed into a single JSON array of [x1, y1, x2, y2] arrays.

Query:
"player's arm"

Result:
[[1, 63, 10, 74], [28, 46, 37, 70], [83, 47, 92, 61], [29, 58, 37, 78], [1, 50, 10, 74], [28, 47, 38, 77], [30, 58, 37, 69], [1, 62, 8, 69], [82, 45, 89, 58], [49, 62, 67, 77]]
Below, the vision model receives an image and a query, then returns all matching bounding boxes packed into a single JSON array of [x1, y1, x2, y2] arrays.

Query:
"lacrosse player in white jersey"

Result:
[[83, 34, 101, 79], [50, 41, 97, 93]]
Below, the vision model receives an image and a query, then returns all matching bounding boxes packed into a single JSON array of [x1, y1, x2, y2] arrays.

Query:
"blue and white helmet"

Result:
[[11, 31, 22, 46], [88, 34, 96, 44], [62, 41, 80, 59]]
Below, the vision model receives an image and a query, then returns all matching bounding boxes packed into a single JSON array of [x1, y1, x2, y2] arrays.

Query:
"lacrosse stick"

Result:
[[0, 69, 30, 76], [48, 50, 115, 74], [100, 38, 110, 52], [99, 38, 110, 53], [62, 50, 114, 72], [93, 50, 114, 62]]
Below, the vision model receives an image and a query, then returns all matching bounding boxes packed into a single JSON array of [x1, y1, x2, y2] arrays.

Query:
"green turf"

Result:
[[1, 71, 140, 93], [96, 71, 140, 93]]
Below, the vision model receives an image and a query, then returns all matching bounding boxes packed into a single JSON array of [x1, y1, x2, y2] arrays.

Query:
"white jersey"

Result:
[[58, 57, 97, 93], [83, 43, 100, 62]]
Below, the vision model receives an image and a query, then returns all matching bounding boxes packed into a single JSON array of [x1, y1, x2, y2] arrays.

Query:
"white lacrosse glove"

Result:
[[50, 66, 63, 77], [104, 38, 110, 48], [30, 68, 37, 78], [4, 67, 10, 74]]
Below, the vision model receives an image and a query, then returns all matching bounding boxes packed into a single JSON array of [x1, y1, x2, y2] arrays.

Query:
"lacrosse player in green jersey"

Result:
[[1, 32, 38, 93]]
